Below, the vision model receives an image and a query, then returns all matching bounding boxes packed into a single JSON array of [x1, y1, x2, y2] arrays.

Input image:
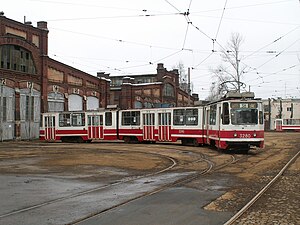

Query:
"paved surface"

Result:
[[78, 187, 232, 225]]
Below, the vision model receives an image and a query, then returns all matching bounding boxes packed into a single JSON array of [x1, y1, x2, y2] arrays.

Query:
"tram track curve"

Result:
[[0, 148, 177, 220]]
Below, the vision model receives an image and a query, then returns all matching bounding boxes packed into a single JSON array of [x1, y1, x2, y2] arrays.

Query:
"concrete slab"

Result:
[[77, 187, 232, 225]]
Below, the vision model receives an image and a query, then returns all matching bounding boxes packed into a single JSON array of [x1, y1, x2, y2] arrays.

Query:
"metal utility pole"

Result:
[[188, 67, 191, 106]]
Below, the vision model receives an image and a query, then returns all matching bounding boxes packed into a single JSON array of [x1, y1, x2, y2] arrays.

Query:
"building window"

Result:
[[2, 97, 7, 122], [0, 45, 36, 74], [25, 96, 34, 121], [134, 101, 143, 109], [287, 107, 292, 111], [163, 83, 174, 97]]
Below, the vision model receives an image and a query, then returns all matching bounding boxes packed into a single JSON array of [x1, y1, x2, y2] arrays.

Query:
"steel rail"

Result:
[[0, 149, 177, 219], [224, 150, 300, 225], [71, 150, 244, 224]]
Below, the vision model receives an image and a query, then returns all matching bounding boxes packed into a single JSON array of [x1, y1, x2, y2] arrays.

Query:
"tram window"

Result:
[[59, 113, 71, 127], [209, 105, 217, 125], [105, 112, 112, 126], [186, 109, 198, 126], [88, 115, 102, 126], [222, 102, 230, 125], [159, 113, 171, 125], [173, 109, 185, 125], [72, 113, 85, 126], [122, 111, 140, 126], [259, 111, 263, 124]]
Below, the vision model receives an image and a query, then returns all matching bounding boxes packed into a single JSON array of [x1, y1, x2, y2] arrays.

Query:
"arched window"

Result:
[[163, 83, 174, 97], [68, 94, 83, 111], [0, 45, 36, 74], [144, 102, 153, 108], [87, 96, 99, 110], [134, 101, 143, 109], [48, 92, 64, 112]]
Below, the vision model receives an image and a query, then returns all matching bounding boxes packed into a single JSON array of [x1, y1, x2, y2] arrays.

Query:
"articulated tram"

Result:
[[40, 93, 264, 151]]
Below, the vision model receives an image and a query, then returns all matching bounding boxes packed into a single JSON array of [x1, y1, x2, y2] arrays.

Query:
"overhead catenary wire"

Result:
[[164, 0, 181, 13], [192, 0, 295, 14], [23, 0, 299, 98], [215, 0, 228, 40], [248, 38, 300, 72]]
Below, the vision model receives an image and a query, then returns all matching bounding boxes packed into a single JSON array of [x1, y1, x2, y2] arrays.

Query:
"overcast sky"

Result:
[[3, 0, 300, 99]]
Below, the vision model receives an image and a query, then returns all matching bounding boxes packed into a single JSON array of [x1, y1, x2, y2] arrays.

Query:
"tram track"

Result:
[[0, 148, 177, 220], [0, 142, 255, 224], [223, 150, 300, 225], [71, 148, 248, 224]]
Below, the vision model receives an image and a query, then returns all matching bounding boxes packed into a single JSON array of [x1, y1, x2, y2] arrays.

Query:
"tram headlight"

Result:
[[253, 133, 257, 137], [234, 133, 237, 137]]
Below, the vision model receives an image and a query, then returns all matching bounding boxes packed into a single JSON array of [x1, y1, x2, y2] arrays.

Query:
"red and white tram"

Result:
[[40, 109, 118, 142], [40, 92, 264, 151], [204, 97, 264, 150], [275, 119, 300, 132], [117, 107, 204, 145]]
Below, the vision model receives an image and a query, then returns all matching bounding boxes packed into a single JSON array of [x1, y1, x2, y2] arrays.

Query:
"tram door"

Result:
[[44, 115, 56, 141], [205, 108, 210, 144], [88, 114, 104, 139], [275, 119, 283, 131], [158, 112, 171, 142], [142, 113, 155, 141]]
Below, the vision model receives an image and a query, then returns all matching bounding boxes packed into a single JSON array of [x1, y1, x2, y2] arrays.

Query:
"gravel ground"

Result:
[[233, 155, 300, 225]]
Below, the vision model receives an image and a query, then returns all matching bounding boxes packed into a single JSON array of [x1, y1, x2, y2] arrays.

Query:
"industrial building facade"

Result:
[[106, 63, 197, 110], [263, 98, 300, 130], [0, 15, 110, 141], [0, 15, 196, 141]]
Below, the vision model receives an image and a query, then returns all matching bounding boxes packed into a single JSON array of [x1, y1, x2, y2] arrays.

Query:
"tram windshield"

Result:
[[231, 102, 258, 125]]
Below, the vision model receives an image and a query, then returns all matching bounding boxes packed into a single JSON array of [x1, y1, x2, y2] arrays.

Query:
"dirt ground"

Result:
[[0, 132, 299, 225], [203, 132, 300, 213], [0, 132, 299, 177]]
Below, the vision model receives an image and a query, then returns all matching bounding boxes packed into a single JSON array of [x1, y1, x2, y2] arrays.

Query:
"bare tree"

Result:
[[208, 32, 246, 100]]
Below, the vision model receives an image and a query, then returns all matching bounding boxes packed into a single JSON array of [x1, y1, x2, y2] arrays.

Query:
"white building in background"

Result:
[[262, 98, 300, 131]]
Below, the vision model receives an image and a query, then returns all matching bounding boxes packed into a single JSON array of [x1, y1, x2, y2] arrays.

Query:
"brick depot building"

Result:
[[0, 15, 196, 141], [104, 63, 197, 109], [0, 15, 110, 140]]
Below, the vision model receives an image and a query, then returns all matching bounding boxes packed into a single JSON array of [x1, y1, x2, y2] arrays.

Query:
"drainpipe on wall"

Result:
[[279, 99, 282, 119], [268, 98, 271, 131], [0, 82, 3, 142]]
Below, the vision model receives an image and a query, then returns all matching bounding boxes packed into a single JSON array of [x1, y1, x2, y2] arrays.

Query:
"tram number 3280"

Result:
[[240, 134, 251, 138]]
